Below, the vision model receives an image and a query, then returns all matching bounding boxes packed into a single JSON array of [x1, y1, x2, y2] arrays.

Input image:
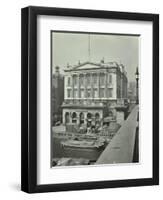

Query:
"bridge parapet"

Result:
[[96, 105, 139, 164]]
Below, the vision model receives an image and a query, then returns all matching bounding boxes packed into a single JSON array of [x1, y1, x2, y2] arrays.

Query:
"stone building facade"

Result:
[[51, 66, 64, 125], [62, 61, 128, 126]]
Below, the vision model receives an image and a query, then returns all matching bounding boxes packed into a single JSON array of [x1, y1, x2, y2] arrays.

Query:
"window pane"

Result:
[[108, 88, 113, 97], [67, 77, 71, 86], [86, 74, 90, 85], [74, 89, 78, 98], [87, 89, 91, 98], [109, 74, 112, 84], [100, 88, 105, 98], [93, 74, 97, 84], [80, 75, 84, 86], [79, 89, 84, 98], [93, 89, 98, 98], [100, 74, 105, 85], [67, 89, 71, 98], [73, 75, 77, 86], [81, 89, 84, 98]]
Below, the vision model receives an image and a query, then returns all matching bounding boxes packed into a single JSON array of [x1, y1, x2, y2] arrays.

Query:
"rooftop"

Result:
[[64, 60, 127, 77]]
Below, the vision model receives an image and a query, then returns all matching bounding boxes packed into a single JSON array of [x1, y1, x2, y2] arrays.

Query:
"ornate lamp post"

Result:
[[135, 67, 139, 104]]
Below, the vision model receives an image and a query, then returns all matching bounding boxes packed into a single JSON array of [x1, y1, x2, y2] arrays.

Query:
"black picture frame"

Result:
[[21, 6, 159, 193]]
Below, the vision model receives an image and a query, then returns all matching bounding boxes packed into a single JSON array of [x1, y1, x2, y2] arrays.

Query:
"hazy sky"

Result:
[[52, 32, 139, 82]]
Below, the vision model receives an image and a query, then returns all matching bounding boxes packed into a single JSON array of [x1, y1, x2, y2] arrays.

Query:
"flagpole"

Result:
[[88, 34, 90, 62]]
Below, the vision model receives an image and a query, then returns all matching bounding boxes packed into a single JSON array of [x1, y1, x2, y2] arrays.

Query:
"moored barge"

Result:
[[61, 139, 105, 161]]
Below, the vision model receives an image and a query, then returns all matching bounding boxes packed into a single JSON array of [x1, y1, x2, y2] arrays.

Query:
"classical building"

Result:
[[62, 60, 128, 126], [51, 66, 64, 125]]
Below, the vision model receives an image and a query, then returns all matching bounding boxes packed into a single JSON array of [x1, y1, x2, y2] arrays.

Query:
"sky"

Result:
[[52, 31, 139, 82]]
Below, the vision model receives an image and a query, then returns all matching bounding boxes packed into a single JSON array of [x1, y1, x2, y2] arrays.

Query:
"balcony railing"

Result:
[[63, 99, 104, 106]]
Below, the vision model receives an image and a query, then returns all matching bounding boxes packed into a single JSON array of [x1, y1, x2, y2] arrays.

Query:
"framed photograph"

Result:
[[21, 6, 159, 193]]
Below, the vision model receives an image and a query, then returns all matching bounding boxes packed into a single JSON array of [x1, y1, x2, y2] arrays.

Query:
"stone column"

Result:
[[85, 73, 88, 100], [122, 74, 124, 98], [78, 74, 80, 99], [76, 112, 80, 125], [105, 73, 107, 98], [84, 112, 87, 125], [62, 110, 65, 124], [91, 73, 94, 99], [72, 74, 74, 99], [70, 112, 73, 123], [120, 72, 123, 99], [100, 110, 103, 119], [97, 73, 100, 98]]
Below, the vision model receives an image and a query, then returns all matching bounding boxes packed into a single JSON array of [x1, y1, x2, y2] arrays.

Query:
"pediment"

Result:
[[64, 61, 119, 72], [72, 62, 102, 70]]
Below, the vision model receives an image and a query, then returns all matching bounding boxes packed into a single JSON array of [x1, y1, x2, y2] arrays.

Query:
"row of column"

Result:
[[70, 72, 112, 99]]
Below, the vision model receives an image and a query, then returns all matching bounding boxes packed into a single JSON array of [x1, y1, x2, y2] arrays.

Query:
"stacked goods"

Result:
[[66, 123, 79, 133]]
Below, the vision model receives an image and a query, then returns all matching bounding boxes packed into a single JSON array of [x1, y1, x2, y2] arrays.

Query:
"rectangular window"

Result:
[[93, 74, 97, 85], [108, 88, 113, 98], [74, 89, 78, 98], [86, 74, 91, 85], [87, 89, 91, 98], [79, 75, 84, 86], [73, 75, 77, 86], [100, 74, 105, 86], [67, 89, 71, 98], [67, 77, 71, 86], [93, 89, 98, 98], [100, 88, 105, 98], [109, 74, 112, 84], [80, 89, 84, 98]]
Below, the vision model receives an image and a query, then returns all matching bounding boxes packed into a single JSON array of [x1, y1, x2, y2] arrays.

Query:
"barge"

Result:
[[61, 139, 105, 161]]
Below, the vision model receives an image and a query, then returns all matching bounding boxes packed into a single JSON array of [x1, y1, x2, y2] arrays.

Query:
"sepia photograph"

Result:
[[51, 31, 139, 167]]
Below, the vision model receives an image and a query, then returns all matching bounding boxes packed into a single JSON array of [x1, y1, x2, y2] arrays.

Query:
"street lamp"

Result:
[[135, 67, 139, 104]]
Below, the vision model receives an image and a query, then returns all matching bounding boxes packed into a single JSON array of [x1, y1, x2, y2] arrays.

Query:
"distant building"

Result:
[[62, 60, 128, 126], [128, 81, 136, 103], [52, 66, 64, 125]]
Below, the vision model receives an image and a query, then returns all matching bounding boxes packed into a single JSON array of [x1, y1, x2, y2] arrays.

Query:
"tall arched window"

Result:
[[72, 112, 77, 123], [87, 113, 92, 127], [65, 112, 70, 124], [95, 113, 100, 121], [87, 112, 92, 119], [79, 112, 84, 124]]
